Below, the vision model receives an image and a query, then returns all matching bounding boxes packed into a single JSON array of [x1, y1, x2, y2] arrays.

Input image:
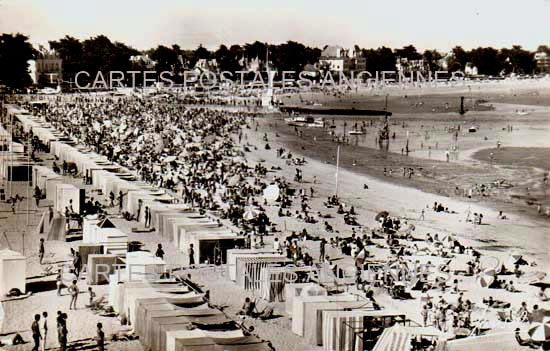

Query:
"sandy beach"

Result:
[[0, 80, 548, 351]]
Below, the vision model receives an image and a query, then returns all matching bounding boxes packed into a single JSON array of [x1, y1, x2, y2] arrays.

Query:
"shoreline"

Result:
[[251, 116, 550, 267], [262, 116, 549, 222]]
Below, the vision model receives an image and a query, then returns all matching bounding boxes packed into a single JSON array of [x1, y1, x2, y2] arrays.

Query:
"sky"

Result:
[[0, 0, 549, 52]]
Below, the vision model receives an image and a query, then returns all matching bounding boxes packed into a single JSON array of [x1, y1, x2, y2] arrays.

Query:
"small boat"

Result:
[[468, 126, 477, 133], [349, 130, 365, 135], [285, 116, 325, 128]]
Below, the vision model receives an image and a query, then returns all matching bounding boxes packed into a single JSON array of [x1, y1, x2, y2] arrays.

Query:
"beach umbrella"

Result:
[[479, 256, 500, 272], [375, 211, 389, 221], [528, 317, 550, 341], [355, 249, 368, 267], [530, 281, 550, 289], [263, 184, 280, 203], [243, 208, 260, 221], [476, 269, 496, 288], [508, 251, 523, 265]]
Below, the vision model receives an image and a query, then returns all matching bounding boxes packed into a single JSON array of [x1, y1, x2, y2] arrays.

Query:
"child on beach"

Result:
[[88, 287, 96, 307]]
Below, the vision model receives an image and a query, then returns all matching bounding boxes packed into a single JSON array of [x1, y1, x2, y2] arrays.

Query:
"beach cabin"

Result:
[[189, 232, 245, 265], [291, 294, 359, 336], [172, 220, 219, 248], [86, 254, 123, 285], [55, 183, 85, 214], [32, 165, 60, 196], [0, 249, 26, 296], [45, 177, 64, 201], [124, 251, 166, 282], [226, 249, 280, 281], [162, 213, 214, 243]]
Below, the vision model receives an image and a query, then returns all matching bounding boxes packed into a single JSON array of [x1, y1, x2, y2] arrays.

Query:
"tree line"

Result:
[[0, 32, 548, 89]]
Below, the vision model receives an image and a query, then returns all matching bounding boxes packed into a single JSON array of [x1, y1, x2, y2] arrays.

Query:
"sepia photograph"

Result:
[[0, 0, 549, 350]]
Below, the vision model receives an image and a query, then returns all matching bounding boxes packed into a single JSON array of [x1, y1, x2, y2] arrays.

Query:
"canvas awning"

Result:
[[372, 325, 443, 351]]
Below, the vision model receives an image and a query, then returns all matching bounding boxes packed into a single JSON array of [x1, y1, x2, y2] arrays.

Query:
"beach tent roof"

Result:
[[97, 218, 116, 228]]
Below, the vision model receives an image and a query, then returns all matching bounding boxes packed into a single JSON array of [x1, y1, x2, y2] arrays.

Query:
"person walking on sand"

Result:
[[68, 280, 79, 310], [39, 238, 45, 265], [31, 314, 42, 351]]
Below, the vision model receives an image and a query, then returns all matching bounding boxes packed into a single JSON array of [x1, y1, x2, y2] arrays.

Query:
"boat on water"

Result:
[[349, 130, 366, 135], [285, 116, 325, 128]]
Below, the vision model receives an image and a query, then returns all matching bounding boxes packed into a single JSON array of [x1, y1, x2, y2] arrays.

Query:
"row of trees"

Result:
[[0, 33, 38, 89], [0, 32, 548, 89]]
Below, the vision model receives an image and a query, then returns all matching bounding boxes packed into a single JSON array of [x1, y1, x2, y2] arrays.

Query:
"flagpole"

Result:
[[335, 145, 340, 196]]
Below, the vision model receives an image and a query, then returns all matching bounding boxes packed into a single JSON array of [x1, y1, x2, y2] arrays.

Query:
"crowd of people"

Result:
[[10, 93, 547, 350]]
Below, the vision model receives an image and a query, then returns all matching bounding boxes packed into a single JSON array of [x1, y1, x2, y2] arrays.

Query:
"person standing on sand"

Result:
[[144, 206, 151, 228], [188, 244, 195, 266], [39, 238, 45, 265], [34, 186, 41, 207], [68, 280, 79, 310], [96, 322, 105, 351], [118, 191, 124, 213], [155, 244, 164, 260], [56, 271, 63, 296], [58, 314, 67, 351], [419, 209, 425, 221], [73, 252, 81, 278], [42, 311, 48, 351], [31, 314, 42, 351], [319, 238, 326, 262]]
